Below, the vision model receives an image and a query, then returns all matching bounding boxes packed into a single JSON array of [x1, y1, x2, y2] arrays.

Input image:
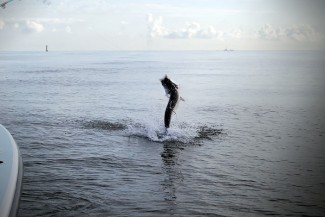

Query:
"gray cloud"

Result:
[[147, 14, 220, 39], [147, 13, 168, 38], [1, 19, 45, 33], [165, 23, 218, 39], [285, 25, 317, 41], [3, 17, 82, 34], [22, 20, 44, 33], [258, 24, 321, 41], [147, 14, 323, 44]]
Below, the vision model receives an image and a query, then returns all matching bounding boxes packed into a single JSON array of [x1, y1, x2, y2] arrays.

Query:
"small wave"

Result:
[[196, 126, 223, 140], [82, 120, 126, 131]]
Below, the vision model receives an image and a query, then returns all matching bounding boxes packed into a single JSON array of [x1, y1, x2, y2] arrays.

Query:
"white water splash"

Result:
[[124, 117, 199, 143]]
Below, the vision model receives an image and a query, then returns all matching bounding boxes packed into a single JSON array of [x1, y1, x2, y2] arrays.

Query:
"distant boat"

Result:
[[224, 48, 234, 52], [46, 45, 48, 52], [0, 124, 23, 217]]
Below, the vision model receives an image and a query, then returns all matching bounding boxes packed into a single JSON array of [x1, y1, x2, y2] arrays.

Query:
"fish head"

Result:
[[160, 75, 178, 92]]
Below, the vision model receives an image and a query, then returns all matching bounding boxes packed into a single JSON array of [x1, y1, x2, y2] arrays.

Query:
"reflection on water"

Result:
[[161, 143, 183, 201], [161, 143, 184, 214]]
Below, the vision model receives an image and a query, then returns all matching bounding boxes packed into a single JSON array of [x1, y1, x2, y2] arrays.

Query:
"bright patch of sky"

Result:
[[0, 0, 324, 51]]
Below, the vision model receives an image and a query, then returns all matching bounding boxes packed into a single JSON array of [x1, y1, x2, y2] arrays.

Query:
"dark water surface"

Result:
[[0, 51, 325, 216]]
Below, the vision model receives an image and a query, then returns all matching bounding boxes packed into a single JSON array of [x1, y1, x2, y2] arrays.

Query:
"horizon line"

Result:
[[1, 49, 325, 52]]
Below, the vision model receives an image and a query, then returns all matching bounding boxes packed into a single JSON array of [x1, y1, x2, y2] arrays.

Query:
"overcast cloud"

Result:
[[0, 0, 324, 50]]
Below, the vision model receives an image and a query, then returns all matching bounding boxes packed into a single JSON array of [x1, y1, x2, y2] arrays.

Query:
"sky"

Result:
[[0, 0, 324, 51]]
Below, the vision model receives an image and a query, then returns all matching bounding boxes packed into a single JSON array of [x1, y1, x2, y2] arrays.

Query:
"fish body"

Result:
[[160, 75, 181, 128]]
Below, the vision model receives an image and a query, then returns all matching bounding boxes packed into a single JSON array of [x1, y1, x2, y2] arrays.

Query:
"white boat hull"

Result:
[[0, 124, 23, 217]]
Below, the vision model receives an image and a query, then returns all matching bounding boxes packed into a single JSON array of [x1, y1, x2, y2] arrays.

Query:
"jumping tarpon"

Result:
[[160, 75, 184, 131]]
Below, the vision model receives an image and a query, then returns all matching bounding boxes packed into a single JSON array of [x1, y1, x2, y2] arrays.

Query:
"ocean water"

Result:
[[0, 51, 324, 216]]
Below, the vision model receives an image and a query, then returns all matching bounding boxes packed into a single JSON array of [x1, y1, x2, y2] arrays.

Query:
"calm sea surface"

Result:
[[0, 51, 325, 216]]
